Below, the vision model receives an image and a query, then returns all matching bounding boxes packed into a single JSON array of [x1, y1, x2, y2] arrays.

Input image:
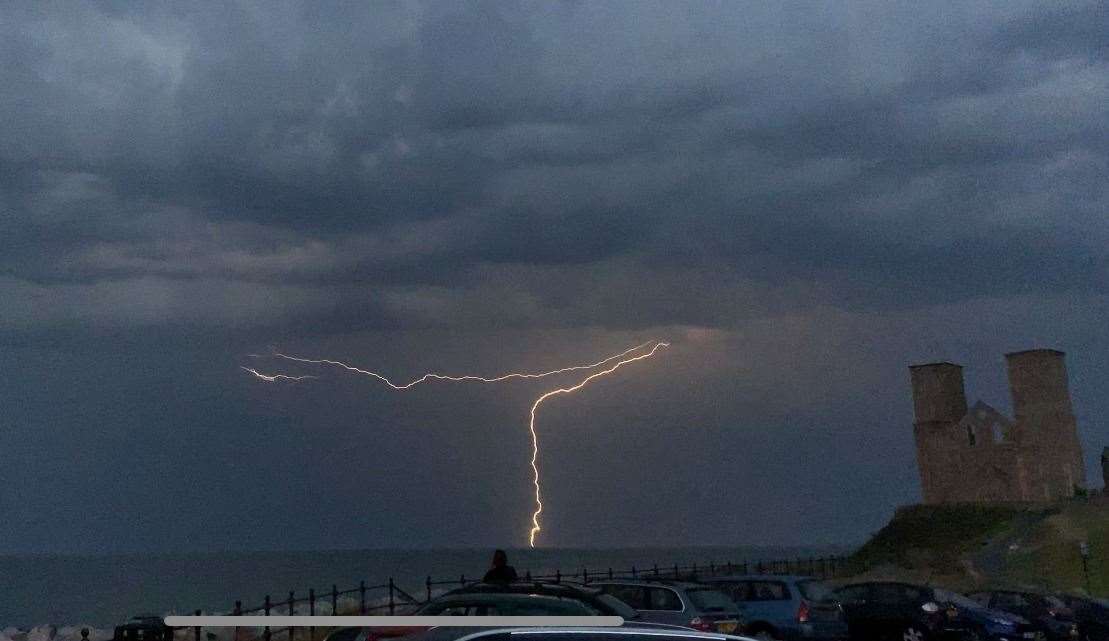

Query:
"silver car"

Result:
[[591, 581, 744, 634]]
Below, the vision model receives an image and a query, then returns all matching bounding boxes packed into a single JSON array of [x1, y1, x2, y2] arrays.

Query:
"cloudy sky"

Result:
[[1, 1, 1106, 554]]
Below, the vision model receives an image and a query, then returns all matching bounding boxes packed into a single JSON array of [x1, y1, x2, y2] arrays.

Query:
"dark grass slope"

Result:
[[839, 500, 1109, 594]]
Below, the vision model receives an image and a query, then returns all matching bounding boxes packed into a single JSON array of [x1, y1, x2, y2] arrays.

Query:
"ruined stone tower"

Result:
[[910, 349, 1086, 504]]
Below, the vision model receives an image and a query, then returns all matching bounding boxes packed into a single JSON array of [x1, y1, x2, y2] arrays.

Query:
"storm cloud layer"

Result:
[[1, 1, 1107, 553]]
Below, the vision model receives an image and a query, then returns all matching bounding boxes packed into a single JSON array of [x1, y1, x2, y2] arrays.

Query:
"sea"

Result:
[[0, 545, 848, 629]]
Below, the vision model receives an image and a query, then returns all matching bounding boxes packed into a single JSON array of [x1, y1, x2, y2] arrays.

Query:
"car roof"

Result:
[[432, 593, 591, 604], [836, 581, 936, 592], [450, 582, 601, 593], [450, 627, 747, 641], [703, 575, 815, 583], [590, 580, 707, 589]]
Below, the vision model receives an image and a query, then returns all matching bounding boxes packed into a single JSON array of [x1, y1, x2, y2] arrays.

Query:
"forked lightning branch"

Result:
[[243, 340, 670, 546]]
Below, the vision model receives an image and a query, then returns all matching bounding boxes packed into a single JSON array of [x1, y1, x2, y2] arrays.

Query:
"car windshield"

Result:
[[797, 580, 834, 602], [687, 588, 736, 611], [1043, 596, 1067, 609], [936, 590, 986, 610], [596, 593, 640, 619]]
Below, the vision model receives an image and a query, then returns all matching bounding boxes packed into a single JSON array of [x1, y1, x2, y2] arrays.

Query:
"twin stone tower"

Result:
[[910, 349, 1087, 504]]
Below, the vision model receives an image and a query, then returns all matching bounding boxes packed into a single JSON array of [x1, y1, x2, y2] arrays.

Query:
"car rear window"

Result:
[[748, 581, 790, 601], [796, 580, 832, 602], [687, 588, 736, 611], [598, 584, 648, 610], [596, 594, 639, 619], [712, 581, 749, 602], [647, 587, 683, 611]]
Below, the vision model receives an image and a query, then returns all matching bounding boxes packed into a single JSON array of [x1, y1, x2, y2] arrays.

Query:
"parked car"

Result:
[[402, 626, 753, 641], [967, 591, 1078, 641], [322, 581, 690, 641], [416, 592, 601, 615], [438, 582, 645, 621], [700, 575, 849, 641], [834, 581, 1039, 641], [1055, 596, 1109, 641], [112, 616, 174, 641], [591, 579, 744, 633]]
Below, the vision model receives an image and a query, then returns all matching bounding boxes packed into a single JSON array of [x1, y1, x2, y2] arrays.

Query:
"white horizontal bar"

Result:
[[163, 616, 625, 628]]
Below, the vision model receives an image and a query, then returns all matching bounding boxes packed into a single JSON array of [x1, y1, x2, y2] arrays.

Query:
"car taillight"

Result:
[[689, 617, 713, 631], [798, 600, 810, 623]]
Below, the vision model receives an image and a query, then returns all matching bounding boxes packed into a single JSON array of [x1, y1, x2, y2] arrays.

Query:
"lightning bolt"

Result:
[[242, 340, 669, 546], [526, 341, 669, 546], [260, 340, 655, 389], [240, 366, 316, 382]]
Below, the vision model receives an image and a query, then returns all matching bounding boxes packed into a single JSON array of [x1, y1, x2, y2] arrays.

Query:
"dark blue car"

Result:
[[938, 589, 1045, 641], [834, 582, 1041, 641], [701, 575, 849, 641]]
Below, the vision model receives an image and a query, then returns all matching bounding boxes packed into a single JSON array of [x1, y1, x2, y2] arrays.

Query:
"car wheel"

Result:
[[902, 626, 927, 641], [754, 631, 776, 641]]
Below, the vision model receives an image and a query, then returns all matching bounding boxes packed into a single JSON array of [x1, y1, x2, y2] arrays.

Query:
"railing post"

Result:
[[264, 595, 271, 641], [360, 580, 367, 615], [309, 588, 315, 641], [692, 562, 698, 579], [194, 609, 201, 641], [332, 585, 338, 614], [288, 592, 296, 641], [608, 567, 613, 579], [461, 574, 466, 586], [232, 600, 241, 641], [389, 578, 396, 615], [674, 563, 679, 578], [582, 568, 589, 584], [631, 565, 637, 579], [555, 569, 561, 584], [709, 562, 715, 576], [426, 576, 433, 602], [653, 563, 659, 577]]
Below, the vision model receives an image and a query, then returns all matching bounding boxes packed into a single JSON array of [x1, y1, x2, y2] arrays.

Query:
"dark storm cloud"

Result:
[[3, 0, 1106, 333], [2, 1, 1108, 553]]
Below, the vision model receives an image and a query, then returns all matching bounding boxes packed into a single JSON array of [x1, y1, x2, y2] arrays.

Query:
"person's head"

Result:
[[491, 549, 508, 568]]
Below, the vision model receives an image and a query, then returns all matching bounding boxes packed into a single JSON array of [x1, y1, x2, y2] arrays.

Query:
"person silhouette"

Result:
[[482, 549, 519, 583]]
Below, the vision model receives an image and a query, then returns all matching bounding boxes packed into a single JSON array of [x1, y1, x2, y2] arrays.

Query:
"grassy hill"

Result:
[[838, 496, 1109, 595]]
